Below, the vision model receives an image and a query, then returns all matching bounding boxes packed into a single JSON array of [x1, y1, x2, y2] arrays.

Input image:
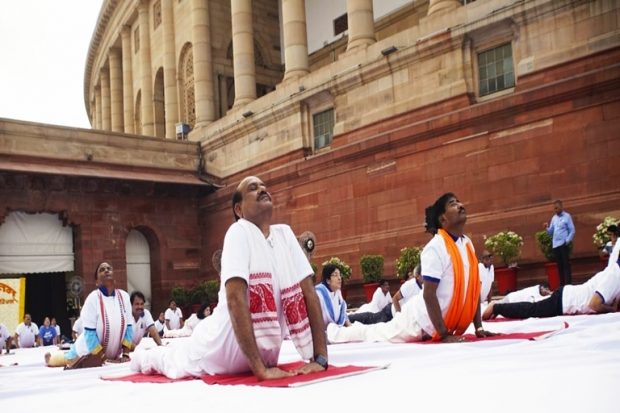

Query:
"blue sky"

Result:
[[0, 1, 102, 128]]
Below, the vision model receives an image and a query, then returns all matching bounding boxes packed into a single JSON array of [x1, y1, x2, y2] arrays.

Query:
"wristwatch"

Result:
[[314, 354, 328, 370]]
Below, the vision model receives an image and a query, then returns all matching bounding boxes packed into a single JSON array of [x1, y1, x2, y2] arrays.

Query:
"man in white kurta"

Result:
[[355, 280, 392, 314], [15, 314, 38, 348], [131, 291, 162, 347], [478, 251, 495, 303], [164, 302, 183, 331], [328, 193, 493, 343], [0, 323, 11, 353], [132, 176, 328, 380]]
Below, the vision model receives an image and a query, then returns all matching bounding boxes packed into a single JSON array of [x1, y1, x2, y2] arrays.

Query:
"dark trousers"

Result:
[[553, 244, 572, 286], [348, 305, 393, 324], [493, 287, 564, 319]]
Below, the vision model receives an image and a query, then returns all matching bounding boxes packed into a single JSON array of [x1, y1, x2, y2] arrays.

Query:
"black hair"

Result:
[[169, 299, 176, 306], [554, 199, 563, 206], [321, 264, 339, 289], [607, 224, 618, 235], [197, 302, 211, 320], [130, 291, 146, 304], [379, 279, 389, 286], [424, 192, 456, 235], [232, 189, 243, 221]]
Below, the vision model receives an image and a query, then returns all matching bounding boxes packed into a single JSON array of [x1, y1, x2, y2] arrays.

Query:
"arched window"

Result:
[[179, 43, 195, 129]]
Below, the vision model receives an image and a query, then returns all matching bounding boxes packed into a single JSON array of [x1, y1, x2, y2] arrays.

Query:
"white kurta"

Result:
[[562, 264, 620, 314], [478, 263, 494, 302], [164, 308, 183, 330], [500, 285, 546, 304], [74, 289, 132, 359], [131, 219, 312, 379], [15, 322, 38, 348], [356, 287, 391, 313], [163, 313, 201, 338], [328, 234, 476, 343], [132, 309, 155, 346], [0, 323, 10, 349], [72, 318, 84, 336]]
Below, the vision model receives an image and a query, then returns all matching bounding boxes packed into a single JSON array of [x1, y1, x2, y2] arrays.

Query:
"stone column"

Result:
[[346, 0, 375, 51], [121, 26, 134, 134], [191, 0, 215, 126], [427, 0, 461, 16], [162, 0, 180, 137], [138, 0, 154, 135], [90, 99, 97, 129], [95, 85, 102, 129], [100, 68, 111, 130], [109, 48, 124, 132], [231, 0, 256, 106], [282, 0, 309, 80], [219, 75, 229, 117]]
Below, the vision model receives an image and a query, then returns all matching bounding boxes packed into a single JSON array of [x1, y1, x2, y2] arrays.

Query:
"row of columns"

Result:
[[92, 0, 456, 135]]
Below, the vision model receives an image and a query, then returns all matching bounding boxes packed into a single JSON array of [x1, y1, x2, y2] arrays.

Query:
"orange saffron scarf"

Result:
[[434, 229, 481, 340]]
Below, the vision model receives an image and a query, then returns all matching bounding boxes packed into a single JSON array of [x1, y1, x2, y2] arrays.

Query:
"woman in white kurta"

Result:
[[315, 264, 350, 329], [46, 262, 133, 367]]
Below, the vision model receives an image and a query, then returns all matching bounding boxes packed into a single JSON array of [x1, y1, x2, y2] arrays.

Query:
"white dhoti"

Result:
[[327, 302, 423, 343]]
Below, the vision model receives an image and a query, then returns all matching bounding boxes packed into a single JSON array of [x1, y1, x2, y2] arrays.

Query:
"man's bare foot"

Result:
[[482, 301, 496, 321]]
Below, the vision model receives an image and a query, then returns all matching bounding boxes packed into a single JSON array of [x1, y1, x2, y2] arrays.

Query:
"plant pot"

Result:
[[495, 267, 517, 295], [544, 262, 560, 291], [363, 282, 379, 303]]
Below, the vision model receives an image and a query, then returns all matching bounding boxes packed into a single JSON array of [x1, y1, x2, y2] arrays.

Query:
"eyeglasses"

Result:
[[98, 265, 113, 273]]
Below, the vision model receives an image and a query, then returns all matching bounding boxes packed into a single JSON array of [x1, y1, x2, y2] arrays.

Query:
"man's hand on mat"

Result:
[[296, 361, 326, 375], [259, 366, 297, 381], [441, 334, 466, 343], [475, 329, 498, 338]]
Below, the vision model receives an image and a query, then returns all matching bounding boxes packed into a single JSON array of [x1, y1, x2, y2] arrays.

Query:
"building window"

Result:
[[134, 27, 140, 54], [334, 13, 348, 36], [478, 43, 514, 96], [153, 0, 162, 29], [313, 108, 334, 150]]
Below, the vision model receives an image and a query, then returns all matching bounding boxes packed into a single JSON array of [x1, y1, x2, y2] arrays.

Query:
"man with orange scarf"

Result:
[[328, 193, 495, 343]]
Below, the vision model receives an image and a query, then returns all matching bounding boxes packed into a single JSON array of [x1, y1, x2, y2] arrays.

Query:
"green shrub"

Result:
[[170, 286, 190, 307], [394, 247, 421, 278], [360, 255, 384, 283], [484, 231, 523, 267]]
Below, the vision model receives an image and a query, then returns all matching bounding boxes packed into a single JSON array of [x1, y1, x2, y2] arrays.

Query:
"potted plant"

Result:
[[484, 231, 523, 295], [593, 216, 619, 259], [360, 255, 384, 302], [189, 283, 209, 314], [321, 257, 351, 299], [536, 230, 574, 290], [204, 280, 220, 310], [170, 286, 190, 308], [394, 247, 421, 280]]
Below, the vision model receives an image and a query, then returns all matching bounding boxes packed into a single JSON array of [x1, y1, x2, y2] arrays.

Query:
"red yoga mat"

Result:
[[101, 361, 387, 387]]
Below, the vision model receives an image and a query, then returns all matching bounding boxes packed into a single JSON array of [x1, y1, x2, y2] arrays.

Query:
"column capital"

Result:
[[427, 0, 461, 16]]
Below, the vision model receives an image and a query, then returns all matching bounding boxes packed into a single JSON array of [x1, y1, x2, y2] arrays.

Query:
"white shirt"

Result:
[[392, 278, 422, 313], [72, 317, 84, 336], [562, 264, 620, 314], [478, 263, 494, 302], [53, 324, 61, 336], [500, 285, 546, 304], [74, 289, 132, 359], [410, 234, 476, 335], [316, 286, 347, 328], [164, 307, 183, 330], [16, 322, 39, 347], [190, 221, 311, 375], [154, 318, 165, 334], [132, 309, 155, 346], [0, 323, 10, 349]]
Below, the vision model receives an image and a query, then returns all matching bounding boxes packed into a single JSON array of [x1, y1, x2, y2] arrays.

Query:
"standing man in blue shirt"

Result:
[[544, 200, 575, 286]]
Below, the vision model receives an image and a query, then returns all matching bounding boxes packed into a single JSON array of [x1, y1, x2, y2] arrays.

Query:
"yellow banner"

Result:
[[0, 278, 25, 333]]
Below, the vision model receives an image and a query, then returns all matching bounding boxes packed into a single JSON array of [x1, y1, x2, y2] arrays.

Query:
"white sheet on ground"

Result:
[[0, 313, 618, 413]]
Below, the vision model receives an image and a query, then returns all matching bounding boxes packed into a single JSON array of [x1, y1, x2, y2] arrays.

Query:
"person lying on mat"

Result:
[[131, 176, 328, 380], [346, 266, 423, 326], [328, 193, 496, 344], [46, 261, 134, 368], [315, 264, 351, 329], [483, 259, 620, 320], [130, 291, 162, 347], [163, 303, 211, 338], [354, 279, 392, 314]]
